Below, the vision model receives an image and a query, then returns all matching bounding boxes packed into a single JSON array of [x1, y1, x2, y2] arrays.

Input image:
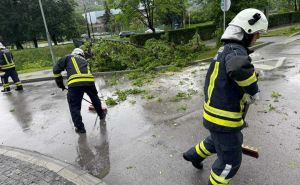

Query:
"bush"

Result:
[[269, 11, 300, 28], [89, 40, 142, 72], [130, 23, 216, 46], [88, 33, 209, 74], [175, 32, 205, 58]]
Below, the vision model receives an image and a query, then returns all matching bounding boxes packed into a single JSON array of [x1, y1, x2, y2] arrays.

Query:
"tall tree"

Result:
[[115, 0, 156, 32], [191, 0, 269, 28], [0, 0, 83, 48], [155, 0, 188, 28]]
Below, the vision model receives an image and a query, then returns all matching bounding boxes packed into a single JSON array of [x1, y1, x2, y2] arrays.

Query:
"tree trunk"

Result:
[[15, 41, 23, 50], [33, 37, 38, 48], [295, 0, 297, 11]]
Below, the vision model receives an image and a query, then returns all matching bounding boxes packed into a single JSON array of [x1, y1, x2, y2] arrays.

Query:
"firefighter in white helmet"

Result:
[[53, 48, 107, 134], [0, 42, 23, 92], [183, 8, 268, 185]]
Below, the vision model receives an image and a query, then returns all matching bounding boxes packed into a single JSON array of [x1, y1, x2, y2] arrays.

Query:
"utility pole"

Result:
[[88, 11, 95, 39], [83, 0, 91, 39], [38, 0, 56, 65]]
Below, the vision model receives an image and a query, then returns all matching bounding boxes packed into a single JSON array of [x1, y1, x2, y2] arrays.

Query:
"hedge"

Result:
[[269, 11, 300, 28], [130, 11, 300, 46], [130, 23, 216, 46]]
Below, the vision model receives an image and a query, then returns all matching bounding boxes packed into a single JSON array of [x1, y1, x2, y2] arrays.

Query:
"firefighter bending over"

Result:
[[53, 48, 107, 134]]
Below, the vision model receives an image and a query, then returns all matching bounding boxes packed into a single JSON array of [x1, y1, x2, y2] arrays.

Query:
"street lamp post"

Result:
[[38, 0, 56, 65], [82, 0, 91, 39]]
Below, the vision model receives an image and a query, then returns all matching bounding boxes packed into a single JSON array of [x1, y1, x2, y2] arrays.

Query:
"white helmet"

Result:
[[229, 8, 268, 34], [71, 48, 84, 57], [0, 42, 5, 49]]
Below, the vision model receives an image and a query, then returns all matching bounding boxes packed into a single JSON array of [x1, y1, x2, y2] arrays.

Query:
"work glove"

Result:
[[55, 76, 65, 91], [246, 93, 259, 104]]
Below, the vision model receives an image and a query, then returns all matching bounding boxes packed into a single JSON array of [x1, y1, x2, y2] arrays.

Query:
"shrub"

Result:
[[269, 11, 300, 28], [130, 23, 216, 46], [89, 40, 142, 72]]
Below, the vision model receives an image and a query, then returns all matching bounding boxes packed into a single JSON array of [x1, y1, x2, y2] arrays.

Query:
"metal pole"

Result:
[[189, 12, 191, 28], [38, 0, 56, 65], [224, 11, 226, 31], [83, 0, 91, 39], [89, 11, 95, 39]]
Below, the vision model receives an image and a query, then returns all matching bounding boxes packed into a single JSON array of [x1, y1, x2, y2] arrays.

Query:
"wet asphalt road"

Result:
[[0, 37, 300, 185]]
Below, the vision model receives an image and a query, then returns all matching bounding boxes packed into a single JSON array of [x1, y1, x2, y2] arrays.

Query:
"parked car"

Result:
[[145, 28, 164, 33], [119, 31, 136, 38]]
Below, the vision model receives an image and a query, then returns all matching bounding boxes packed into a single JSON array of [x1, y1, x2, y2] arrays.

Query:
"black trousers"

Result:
[[193, 131, 243, 185], [2, 68, 22, 90], [67, 85, 105, 129]]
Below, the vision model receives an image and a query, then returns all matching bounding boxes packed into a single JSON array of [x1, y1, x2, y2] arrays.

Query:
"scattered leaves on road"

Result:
[[105, 97, 118, 106], [177, 105, 187, 112], [269, 104, 276, 111], [171, 92, 192, 102], [288, 160, 297, 169], [271, 91, 282, 102]]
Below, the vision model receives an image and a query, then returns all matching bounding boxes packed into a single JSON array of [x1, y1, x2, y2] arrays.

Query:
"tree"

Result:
[[0, 0, 30, 49], [42, 0, 81, 45], [0, 0, 83, 48], [190, 0, 269, 28], [155, 0, 188, 29], [114, 0, 156, 32]]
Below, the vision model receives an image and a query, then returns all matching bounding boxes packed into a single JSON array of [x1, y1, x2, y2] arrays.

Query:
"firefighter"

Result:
[[0, 42, 23, 92], [183, 8, 268, 185], [53, 48, 107, 134]]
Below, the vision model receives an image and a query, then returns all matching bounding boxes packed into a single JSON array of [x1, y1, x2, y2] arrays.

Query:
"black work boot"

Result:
[[1, 87, 11, 93], [75, 127, 86, 134], [100, 108, 108, 120], [15, 86, 23, 91], [183, 147, 204, 169]]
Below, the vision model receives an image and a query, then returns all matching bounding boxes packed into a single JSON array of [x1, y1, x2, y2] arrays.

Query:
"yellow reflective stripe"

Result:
[[203, 111, 243, 128], [204, 103, 243, 119], [71, 57, 81, 74], [200, 141, 212, 156], [209, 176, 225, 185], [195, 144, 207, 158], [53, 74, 62, 78], [0, 63, 15, 69], [87, 64, 92, 74], [240, 94, 247, 113], [3, 53, 12, 64], [3, 84, 10, 88], [235, 72, 257, 87], [68, 74, 94, 81], [211, 170, 230, 184], [68, 78, 95, 85], [15, 82, 22, 86], [207, 62, 220, 105]]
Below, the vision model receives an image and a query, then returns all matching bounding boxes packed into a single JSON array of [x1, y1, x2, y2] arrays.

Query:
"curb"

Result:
[[0, 145, 107, 185], [0, 42, 272, 86]]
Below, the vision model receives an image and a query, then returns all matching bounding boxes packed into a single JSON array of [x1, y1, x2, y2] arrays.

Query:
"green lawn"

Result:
[[13, 44, 75, 73], [188, 21, 214, 28], [263, 24, 300, 37]]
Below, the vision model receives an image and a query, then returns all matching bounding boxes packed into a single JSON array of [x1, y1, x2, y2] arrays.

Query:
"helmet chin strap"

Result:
[[242, 31, 255, 47]]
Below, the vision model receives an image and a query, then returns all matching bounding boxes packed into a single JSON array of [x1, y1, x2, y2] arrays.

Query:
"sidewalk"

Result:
[[0, 146, 106, 185]]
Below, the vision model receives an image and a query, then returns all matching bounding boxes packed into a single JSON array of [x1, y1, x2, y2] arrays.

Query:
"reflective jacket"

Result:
[[203, 43, 258, 132], [0, 49, 15, 70], [53, 54, 95, 87]]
